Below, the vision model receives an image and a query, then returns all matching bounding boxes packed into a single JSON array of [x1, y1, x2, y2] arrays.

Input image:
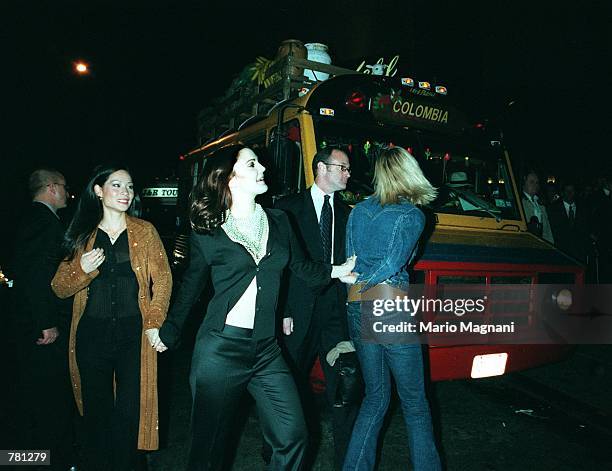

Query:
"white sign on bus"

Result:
[[142, 187, 178, 198]]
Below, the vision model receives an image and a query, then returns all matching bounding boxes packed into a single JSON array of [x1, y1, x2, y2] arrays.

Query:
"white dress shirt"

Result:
[[311, 183, 336, 263], [522, 191, 554, 244], [523, 192, 542, 221]]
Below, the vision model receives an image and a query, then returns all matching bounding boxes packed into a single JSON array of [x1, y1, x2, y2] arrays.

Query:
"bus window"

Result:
[[268, 120, 305, 198], [313, 119, 520, 221], [419, 137, 518, 220]]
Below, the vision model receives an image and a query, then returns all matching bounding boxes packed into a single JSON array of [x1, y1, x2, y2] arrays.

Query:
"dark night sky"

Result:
[[1, 1, 608, 249]]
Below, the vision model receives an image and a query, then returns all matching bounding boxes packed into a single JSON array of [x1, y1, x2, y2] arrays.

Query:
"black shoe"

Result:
[[261, 441, 272, 465]]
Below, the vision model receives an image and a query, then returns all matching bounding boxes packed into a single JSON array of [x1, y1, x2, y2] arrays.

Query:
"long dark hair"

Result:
[[62, 164, 136, 260], [190, 144, 246, 234]]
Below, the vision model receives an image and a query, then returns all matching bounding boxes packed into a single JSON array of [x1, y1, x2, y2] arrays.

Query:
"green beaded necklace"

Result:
[[222, 204, 268, 262]]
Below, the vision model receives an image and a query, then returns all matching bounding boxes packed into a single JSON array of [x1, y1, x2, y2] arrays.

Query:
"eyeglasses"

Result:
[[49, 182, 70, 192], [324, 162, 351, 174]]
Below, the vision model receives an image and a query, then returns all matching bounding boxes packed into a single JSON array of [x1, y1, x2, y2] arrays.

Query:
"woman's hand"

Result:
[[80, 248, 105, 274], [331, 255, 356, 279], [145, 328, 168, 352]]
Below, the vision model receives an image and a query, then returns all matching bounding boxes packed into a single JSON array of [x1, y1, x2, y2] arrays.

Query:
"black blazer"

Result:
[[160, 208, 331, 346], [275, 190, 351, 353], [12, 202, 66, 334], [548, 200, 589, 262]]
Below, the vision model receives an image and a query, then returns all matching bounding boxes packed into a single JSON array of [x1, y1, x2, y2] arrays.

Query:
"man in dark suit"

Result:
[[549, 182, 589, 263], [589, 176, 612, 281], [10, 168, 74, 470], [275, 147, 361, 469]]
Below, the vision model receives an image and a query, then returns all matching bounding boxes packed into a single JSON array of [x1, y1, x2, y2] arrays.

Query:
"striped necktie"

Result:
[[320, 194, 332, 262]]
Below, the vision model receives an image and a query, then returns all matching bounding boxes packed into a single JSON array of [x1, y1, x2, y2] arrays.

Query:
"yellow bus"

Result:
[[172, 60, 583, 381]]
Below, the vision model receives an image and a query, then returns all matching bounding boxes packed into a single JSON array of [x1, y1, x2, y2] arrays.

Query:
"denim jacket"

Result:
[[346, 197, 425, 291]]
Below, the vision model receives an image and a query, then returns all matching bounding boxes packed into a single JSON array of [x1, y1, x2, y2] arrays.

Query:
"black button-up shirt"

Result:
[[83, 230, 140, 320], [160, 209, 331, 345]]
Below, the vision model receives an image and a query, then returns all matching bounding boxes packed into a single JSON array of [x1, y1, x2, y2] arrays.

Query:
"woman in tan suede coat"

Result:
[[52, 165, 172, 471]]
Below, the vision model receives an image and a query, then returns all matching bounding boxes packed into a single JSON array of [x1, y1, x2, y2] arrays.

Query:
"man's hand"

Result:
[[339, 273, 358, 285], [145, 328, 168, 352], [282, 317, 294, 335], [37, 327, 59, 345]]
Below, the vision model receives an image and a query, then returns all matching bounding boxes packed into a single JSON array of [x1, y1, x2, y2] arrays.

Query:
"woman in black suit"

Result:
[[158, 144, 355, 470]]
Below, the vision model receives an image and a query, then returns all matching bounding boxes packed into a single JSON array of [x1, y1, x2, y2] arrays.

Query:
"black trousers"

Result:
[[76, 316, 141, 471], [188, 325, 307, 471], [13, 325, 74, 470], [288, 303, 361, 470]]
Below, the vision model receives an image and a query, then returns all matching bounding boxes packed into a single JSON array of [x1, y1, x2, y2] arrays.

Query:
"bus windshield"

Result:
[[313, 119, 520, 221]]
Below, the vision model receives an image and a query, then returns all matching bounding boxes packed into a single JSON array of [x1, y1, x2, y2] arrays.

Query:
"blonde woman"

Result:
[[342, 146, 441, 471]]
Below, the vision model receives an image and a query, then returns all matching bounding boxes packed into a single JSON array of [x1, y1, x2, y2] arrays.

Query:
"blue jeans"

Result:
[[343, 302, 441, 471]]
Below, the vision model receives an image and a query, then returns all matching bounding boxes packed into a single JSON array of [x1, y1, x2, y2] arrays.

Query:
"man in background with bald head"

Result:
[[10, 167, 75, 469], [15, 168, 69, 344]]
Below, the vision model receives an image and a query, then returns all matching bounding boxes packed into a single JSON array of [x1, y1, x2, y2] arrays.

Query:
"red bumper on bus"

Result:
[[427, 344, 572, 381]]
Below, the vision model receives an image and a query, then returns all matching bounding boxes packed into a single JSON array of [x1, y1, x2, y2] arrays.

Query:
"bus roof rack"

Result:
[[196, 53, 357, 142]]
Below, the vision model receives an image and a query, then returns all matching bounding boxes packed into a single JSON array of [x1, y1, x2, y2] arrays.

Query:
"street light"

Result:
[[74, 61, 89, 75]]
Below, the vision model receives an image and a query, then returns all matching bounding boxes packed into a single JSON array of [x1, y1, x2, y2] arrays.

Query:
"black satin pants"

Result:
[[76, 315, 141, 471], [188, 325, 307, 471]]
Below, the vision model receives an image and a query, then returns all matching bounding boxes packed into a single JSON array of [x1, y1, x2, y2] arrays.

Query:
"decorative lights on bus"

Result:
[[401, 78, 448, 94], [319, 108, 335, 117], [345, 91, 368, 111]]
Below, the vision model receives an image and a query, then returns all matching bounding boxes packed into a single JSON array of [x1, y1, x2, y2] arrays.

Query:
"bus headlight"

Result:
[[552, 288, 573, 311]]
